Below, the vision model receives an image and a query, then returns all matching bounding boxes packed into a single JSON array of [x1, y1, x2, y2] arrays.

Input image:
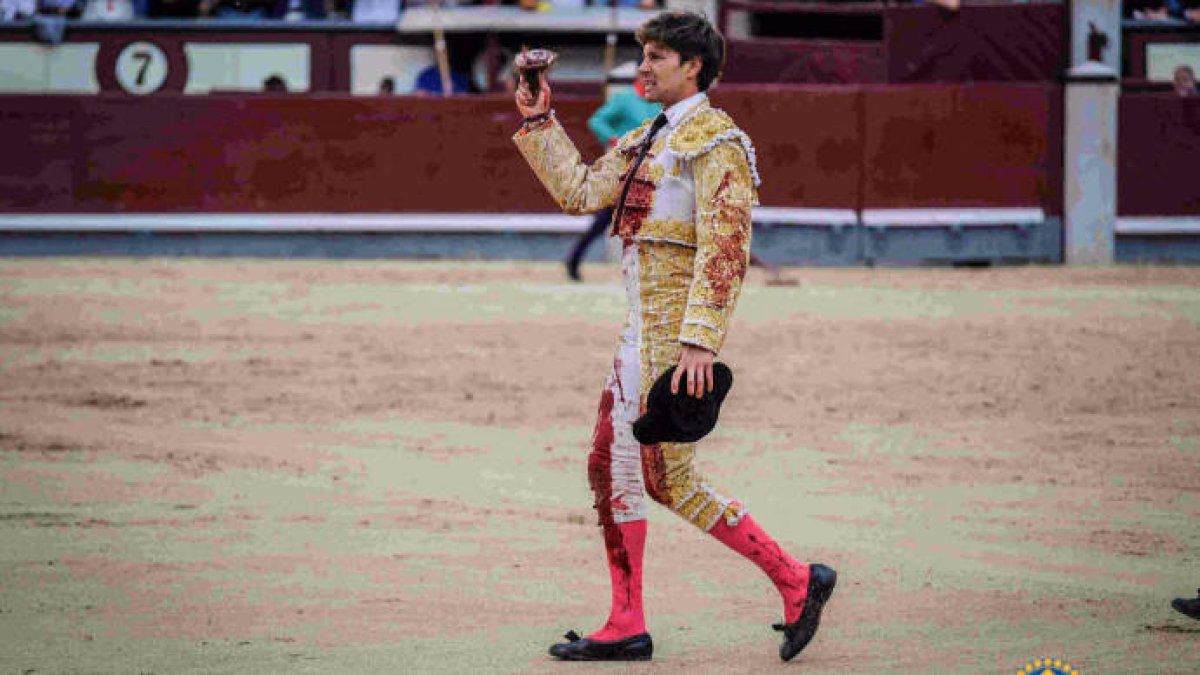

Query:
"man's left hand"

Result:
[[672, 344, 714, 398]]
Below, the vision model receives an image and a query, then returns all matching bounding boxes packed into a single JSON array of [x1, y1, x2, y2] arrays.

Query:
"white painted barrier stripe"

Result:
[[861, 208, 1045, 227], [9, 211, 1194, 235], [0, 210, 860, 232], [1117, 217, 1200, 235], [0, 213, 595, 233], [753, 207, 858, 226], [397, 6, 647, 34]]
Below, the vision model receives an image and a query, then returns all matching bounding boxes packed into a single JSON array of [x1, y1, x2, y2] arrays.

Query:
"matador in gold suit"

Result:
[[512, 11, 835, 663]]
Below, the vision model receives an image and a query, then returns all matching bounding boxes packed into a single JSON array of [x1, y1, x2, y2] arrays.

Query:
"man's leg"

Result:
[[566, 208, 612, 281], [709, 513, 810, 622], [591, 519, 647, 639], [550, 355, 653, 661], [641, 442, 808, 616], [587, 348, 651, 639], [641, 441, 835, 660]]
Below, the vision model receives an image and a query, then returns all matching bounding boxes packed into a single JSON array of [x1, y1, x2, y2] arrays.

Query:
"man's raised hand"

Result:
[[516, 73, 551, 119]]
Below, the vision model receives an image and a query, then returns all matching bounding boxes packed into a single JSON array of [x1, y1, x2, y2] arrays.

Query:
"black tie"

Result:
[[614, 113, 668, 228]]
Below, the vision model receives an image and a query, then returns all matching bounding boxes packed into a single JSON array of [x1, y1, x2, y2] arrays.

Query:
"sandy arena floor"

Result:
[[1, 259, 1199, 674]]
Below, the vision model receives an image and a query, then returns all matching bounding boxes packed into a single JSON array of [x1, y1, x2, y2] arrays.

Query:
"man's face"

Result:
[[638, 41, 700, 106], [1174, 67, 1197, 96]]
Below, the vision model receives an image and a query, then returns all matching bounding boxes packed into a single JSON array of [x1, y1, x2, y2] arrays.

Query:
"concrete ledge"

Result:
[[397, 6, 649, 33], [861, 208, 1045, 228], [0, 209, 863, 232], [0, 213, 595, 234], [1117, 217, 1200, 235], [753, 207, 859, 227]]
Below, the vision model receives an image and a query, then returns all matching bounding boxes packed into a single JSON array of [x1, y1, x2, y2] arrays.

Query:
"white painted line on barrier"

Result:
[[1117, 217, 1200, 235], [1, 209, 861, 232], [17, 208, 1161, 234], [753, 207, 859, 226], [398, 6, 647, 33], [861, 208, 1045, 228], [0, 213, 596, 233]]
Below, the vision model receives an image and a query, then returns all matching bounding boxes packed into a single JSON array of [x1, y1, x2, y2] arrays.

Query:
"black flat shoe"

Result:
[[565, 259, 582, 282], [774, 563, 837, 662], [1172, 589, 1200, 621], [548, 630, 653, 661]]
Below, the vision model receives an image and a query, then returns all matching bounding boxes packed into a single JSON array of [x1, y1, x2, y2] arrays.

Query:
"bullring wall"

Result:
[[0, 85, 1062, 214]]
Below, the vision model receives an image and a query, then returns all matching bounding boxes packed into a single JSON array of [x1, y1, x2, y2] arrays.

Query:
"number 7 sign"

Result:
[[115, 41, 169, 95]]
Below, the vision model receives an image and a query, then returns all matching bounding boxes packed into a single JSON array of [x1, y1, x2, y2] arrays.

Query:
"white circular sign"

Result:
[[115, 42, 169, 95]]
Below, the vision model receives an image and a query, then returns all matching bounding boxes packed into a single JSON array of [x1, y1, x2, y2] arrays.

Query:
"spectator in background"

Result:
[[37, 0, 81, 16], [1174, 65, 1198, 96], [277, 0, 326, 20], [518, 0, 658, 10], [413, 35, 480, 94], [1, 0, 36, 20], [1127, 0, 1179, 19], [263, 74, 288, 91], [81, 0, 138, 21], [413, 64, 473, 94], [197, 0, 325, 20], [379, 76, 396, 94], [199, 0, 274, 18], [146, 0, 201, 18], [584, 0, 660, 8], [351, 0, 398, 21], [1127, 0, 1200, 19]]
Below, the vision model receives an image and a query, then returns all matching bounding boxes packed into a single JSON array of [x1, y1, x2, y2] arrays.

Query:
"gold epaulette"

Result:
[[667, 108, 762, 188], [615, 117, 657, 153]]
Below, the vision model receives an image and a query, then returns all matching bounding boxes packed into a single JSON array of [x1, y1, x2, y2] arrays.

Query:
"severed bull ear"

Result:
[[515, 48, 558, 99]]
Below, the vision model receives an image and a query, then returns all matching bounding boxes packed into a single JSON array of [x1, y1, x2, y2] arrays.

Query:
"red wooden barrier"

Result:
[[1119, 93, 1200, 217], [0, 85, 1063, 215], [710, 86, 863, 209], [859, 84, 1057, 210]]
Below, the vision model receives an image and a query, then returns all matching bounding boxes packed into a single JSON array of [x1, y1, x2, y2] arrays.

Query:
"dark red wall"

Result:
[[885, 3, 1065, 84], [1, 85, 1063, 215], [711, 86, 863, 209], [0, 95, 603, 213], [858, 84, 1057, 210], [723, 41, 886, 85], [1119, 93, 1200, 217], [719, 3, 1063, 85], [0, 97, 78, 211]]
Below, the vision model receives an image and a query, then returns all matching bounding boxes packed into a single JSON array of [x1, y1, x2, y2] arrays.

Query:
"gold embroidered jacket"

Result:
[[514, 97, 760, 355]]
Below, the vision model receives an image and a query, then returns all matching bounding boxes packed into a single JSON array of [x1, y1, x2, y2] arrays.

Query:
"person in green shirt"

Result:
[[565, 62, 663, 282]]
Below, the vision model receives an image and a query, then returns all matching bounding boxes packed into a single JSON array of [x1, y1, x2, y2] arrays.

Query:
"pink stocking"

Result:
[[587, 519, 647, 640], [709, 514, 810, 623]]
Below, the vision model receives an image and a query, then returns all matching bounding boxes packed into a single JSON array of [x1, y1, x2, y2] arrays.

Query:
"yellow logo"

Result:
[[1018, 658, 1079, 675]]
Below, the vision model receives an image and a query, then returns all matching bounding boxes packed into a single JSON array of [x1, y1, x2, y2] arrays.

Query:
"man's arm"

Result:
[[513, 75, 628, 215], [679, 140, 756, 356]]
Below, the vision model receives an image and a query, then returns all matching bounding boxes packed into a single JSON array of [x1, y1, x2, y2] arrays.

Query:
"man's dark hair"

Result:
[[636, 11, 725, 92]]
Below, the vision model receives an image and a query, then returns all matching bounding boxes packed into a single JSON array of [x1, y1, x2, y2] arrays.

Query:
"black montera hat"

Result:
[[632, 363, 733, 445]]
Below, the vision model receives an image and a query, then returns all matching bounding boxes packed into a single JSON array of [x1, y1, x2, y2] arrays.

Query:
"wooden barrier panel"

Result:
[[0, 97, 78, 210], [723, 40, 886, 85], [711, 86, 863, 209], [859, 84, 1056, 210], [1119, 93, 1200, 217], [0, 94, 603, 213], [885, 3, 1065, 84], [0, 85, 1064, 215]]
